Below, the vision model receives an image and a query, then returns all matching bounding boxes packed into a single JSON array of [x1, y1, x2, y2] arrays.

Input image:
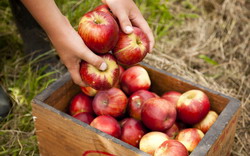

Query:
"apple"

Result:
[[119, 117, 130, 127], [176, 89, 210, 125], [93, 4, 115, 18], [165, 122, 180, 139], [154, 140, 188, 156], [141, 98, 177, 131], [80, 54, 120, 90], [112, 27, 149, 65], [193, 110, 219, 133], [80, 86, 98, 97], [118, 65, 125, 74], [139, 131, 169, 155], [69, 92, 93, 116], [113, 65, 125, 88], [120, 66, 151, 95], [120, 118, 147, 147], [78, 11, 119, 53], [161, 91, 182, 108], [92, 87, 128, 118], [90, 115, 121, 138], [127, 89, 158, 120], [73, 112, 95, 125], [176, 128, 204, 152]]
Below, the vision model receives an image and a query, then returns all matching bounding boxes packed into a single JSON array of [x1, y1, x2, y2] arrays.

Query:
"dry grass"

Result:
[[144, 0, 249, 155], [0, 0, 249, 155]]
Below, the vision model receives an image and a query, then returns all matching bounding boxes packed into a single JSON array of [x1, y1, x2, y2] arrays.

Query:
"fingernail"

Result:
[[99, 62, 107, 71], [125, 26, 133, 33]]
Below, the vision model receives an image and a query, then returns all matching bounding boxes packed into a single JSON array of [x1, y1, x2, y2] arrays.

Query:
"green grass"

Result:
[[0, 0, 199, 155]]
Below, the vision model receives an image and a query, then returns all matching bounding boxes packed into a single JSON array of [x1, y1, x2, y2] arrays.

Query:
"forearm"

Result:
[[20, 0, 71, 38]]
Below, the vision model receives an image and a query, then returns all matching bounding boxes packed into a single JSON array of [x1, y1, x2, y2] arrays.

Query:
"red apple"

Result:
[[80, 54, 120, 90], [73, 112, 95, 125], [90, 115, 121, 138], [112, 27, 149, 65], [165, 122, 180, 139], [80, 86, 98, 97], [141, 98, 177, 131], [118, 65, 125, 74], [176, 90, 210, 125], [120, 118, 147, 147], [78, 11, 119, 53], [193, 110, 219, 133], [161, 91, 182, 108], [93, 4, 115, 18], [154, 140, 188, 156], [113, 65, 125, 88], [120, 66, 151, 95], [127, 89, 158, 120], [69, 92, 93, 116], [176, 128, 204, 152], [119, 117, 130, 127], [139, 131, 169, 155], [92, 87, 128, 118]]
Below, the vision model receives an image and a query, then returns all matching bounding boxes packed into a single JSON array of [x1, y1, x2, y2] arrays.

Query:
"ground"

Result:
[[0, 0, 249, 155]]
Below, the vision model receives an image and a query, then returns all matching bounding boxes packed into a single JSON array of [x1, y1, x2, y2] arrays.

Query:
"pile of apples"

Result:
[[69, 65, 219, 156], [78, 4, 150, 90], [69, 4, 219, 156]]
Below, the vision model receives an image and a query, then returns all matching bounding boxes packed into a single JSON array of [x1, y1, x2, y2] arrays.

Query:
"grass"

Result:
[[1, 0, 192, 155], [0, 0, 249, 155]]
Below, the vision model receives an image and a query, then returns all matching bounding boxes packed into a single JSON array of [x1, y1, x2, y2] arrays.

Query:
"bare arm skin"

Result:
[[21, 0, 107, 87]]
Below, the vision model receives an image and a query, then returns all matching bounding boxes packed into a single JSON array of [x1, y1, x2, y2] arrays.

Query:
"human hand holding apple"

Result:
[[113, 27, 150, 65], [101, 0, 155, 52], [80, 54, 120, 90]]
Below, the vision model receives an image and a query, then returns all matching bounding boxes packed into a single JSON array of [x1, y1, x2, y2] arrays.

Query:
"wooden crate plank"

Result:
[[32, 99, 149, 156]]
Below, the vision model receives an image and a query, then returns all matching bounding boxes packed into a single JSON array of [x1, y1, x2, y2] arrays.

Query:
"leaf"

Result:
[[198, 54, 219, 65]]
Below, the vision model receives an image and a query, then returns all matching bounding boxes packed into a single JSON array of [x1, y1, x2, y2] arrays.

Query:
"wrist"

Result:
[[46, 15, 73, 39]]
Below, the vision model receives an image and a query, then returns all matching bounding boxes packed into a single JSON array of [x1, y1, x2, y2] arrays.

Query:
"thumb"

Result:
[[78, 47, 107, 71]]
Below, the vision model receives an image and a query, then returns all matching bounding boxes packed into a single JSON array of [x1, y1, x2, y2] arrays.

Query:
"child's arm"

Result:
[[21, 0, 154, 87], [21, 0, 107, 87]]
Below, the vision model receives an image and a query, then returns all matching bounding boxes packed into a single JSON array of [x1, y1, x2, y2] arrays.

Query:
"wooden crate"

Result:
[[32, 63, 241, 156]]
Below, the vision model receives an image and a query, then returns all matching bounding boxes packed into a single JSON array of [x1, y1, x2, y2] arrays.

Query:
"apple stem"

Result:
[[94, 19, 101, 24], [136, 38, 142, 45]]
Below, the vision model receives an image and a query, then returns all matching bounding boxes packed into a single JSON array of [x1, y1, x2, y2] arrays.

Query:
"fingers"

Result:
[[102, 0, 154, 52], [115, 11, 134, 34], [68, 64, 87, 87], [131, 16, 155, 52], [67, 49, 107, 87], [77, 46, 107, 71]]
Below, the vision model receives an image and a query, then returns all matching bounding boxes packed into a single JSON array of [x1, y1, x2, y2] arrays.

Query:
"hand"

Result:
[[102, 0, 154, 52], [20, 0, 107, 87], [48, 17, 107, 87]]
